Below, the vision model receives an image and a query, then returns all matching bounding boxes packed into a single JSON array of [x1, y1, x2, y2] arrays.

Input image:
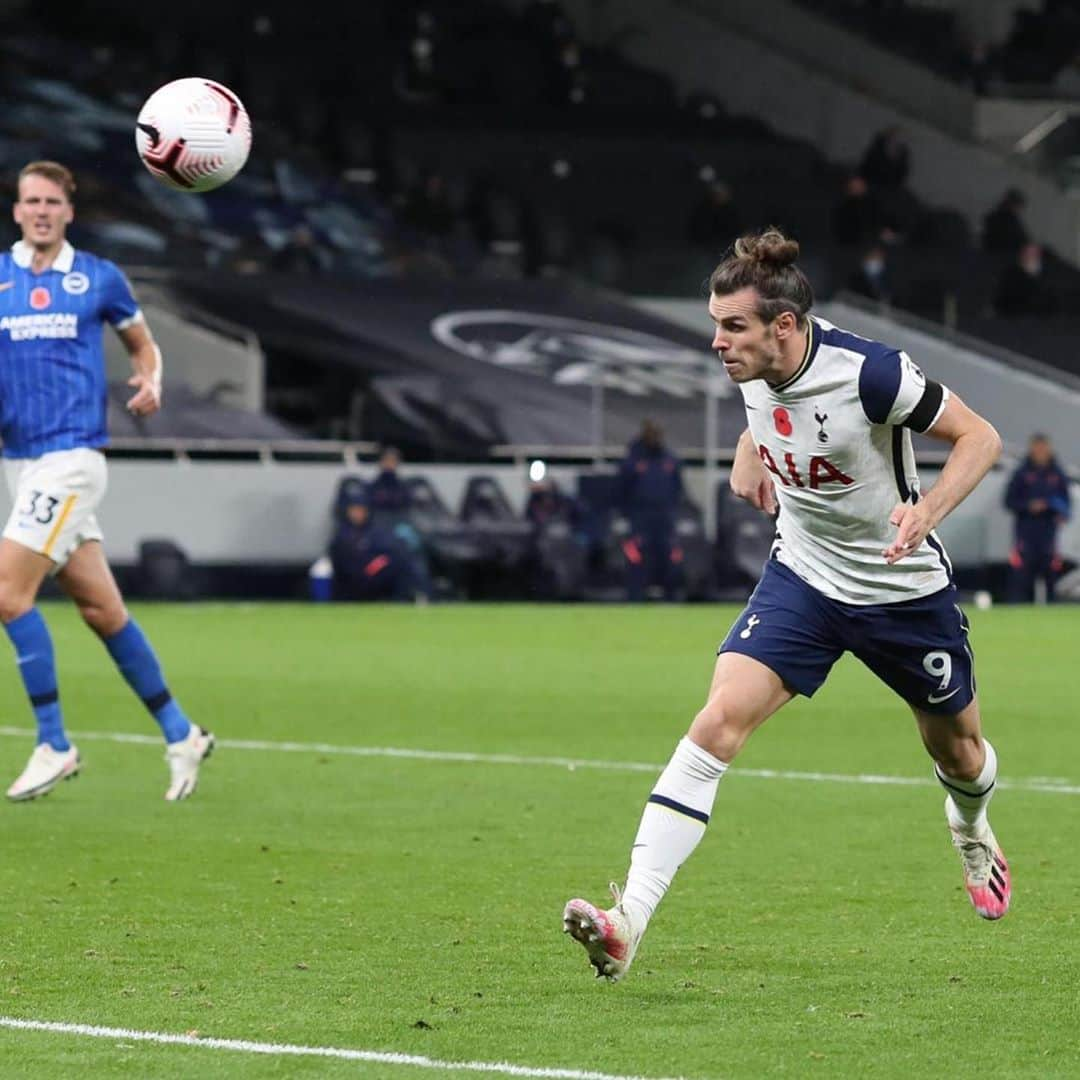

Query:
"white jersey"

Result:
[[740, 316, 952, 605]]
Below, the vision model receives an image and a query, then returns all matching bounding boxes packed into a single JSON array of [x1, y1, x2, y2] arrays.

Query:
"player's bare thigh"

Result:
[[57, 540, 128, 637], [688, 652, 796, 763], [0, 537, 55, 622], [911, 698, 985, 781]]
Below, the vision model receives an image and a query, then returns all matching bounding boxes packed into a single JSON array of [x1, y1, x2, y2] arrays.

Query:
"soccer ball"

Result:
[[135, 78, 252, 193]]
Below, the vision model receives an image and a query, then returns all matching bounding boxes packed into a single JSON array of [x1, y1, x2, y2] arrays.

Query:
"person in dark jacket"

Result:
[[369, 446, 412, 513], [982, 188, 1029, 256], [525, 476, 578, 529], [617, 420, 684, 601], [858, 126, 910, 190], [1004, 433, 1072, 602], [831, 174, 883, 248], [367, 446, 433, 591], [330, 481, 422, 601], [994, 243, 1057, 317]]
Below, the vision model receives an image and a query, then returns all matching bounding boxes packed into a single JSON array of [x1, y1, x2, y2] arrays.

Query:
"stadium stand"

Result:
[[793, 0, 1080, 95], [7, 0, 1080, 436], [1, 0, 1076, 599]]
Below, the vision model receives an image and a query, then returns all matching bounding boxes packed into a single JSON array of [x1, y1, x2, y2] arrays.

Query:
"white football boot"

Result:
[[6, 743, 81, 802], [164, 724, 215, 801]]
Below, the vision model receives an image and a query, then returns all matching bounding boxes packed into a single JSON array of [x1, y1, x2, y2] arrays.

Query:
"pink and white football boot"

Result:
[[563, 883, 642, 982], [951, 823, 1011, 920]]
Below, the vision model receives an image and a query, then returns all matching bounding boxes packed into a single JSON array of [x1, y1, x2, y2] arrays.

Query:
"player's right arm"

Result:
[[730, 428, 777, 514]]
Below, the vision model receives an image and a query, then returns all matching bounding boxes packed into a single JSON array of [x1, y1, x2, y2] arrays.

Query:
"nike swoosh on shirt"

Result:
[[0, 281, 14, 292], [927, 686, 961, 704]]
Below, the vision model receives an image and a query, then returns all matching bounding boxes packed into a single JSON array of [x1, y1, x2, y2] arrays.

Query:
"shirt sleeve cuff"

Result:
[[112, 308, 144, 331]]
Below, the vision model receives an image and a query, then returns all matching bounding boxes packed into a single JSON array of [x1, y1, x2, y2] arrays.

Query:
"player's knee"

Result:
[[932, 734, 983, 782], [77, 599, 127, 637], [0, 577, 37, 624], [689, 695, 751, 762]]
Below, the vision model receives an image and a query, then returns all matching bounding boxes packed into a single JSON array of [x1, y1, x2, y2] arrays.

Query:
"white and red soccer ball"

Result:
[[135, 78, 252, 193]]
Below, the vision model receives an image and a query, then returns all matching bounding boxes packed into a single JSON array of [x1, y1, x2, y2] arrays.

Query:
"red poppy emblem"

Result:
[[29, 287, 50, 310], [773, 407, 793, 436]]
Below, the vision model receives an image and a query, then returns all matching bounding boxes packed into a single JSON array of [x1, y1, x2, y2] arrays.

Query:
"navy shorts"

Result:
[[719, 559, 976, 715]]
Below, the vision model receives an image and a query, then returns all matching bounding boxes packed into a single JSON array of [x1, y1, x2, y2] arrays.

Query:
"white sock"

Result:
[[621, 737, 728, 933], [936, 738, 997, 836]]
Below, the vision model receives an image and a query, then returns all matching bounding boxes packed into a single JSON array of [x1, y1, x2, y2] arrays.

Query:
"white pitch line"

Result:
[[0, 725, 1076, 795], [0, 1017, 686, 1080]]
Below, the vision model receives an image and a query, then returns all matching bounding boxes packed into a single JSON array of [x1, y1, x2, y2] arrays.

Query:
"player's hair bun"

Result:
[[708, 225, 813, 321], [733, 228, 800, 267]]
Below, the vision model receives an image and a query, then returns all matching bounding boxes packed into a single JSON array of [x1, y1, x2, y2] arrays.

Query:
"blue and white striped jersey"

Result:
[[0, 240, 142, 458]]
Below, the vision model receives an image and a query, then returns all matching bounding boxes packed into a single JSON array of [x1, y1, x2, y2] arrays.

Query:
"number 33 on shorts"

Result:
[[2, 447, 107, 566], [20, 489, 62, 525]]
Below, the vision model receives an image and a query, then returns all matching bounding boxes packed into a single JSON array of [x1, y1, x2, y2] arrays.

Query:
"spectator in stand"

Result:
[[369, 446, 412, 513], [858, 126, 911, 191], [846, 244, 892, 304], [963, 41, 998, 96], [982, 188, 1029, 256], [1004, 434, 1071, 602], [400, 169, 457, 240], [994, 242, 1057, 317], [271, 225, 331, 274], [857, 128, 918, 240], [617, 420, 684, 602], [686, 178, 743, 253], [831, 174, 884, 248]]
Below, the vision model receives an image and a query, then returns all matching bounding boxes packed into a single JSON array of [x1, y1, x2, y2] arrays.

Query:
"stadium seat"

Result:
[[459, 474, 533, 575], [714, 482, 777, 593], [397, 476, 487, 593], [674, 496, 714, 601], [460, 475, 518, 524]]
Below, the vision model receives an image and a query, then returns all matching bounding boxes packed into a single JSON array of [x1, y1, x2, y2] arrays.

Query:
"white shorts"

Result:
[[3, 448, 107, 568]]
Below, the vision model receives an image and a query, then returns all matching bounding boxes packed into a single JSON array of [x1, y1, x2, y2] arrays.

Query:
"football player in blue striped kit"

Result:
[[565, 228, 1008, 981], [0, 160, 214, 802]]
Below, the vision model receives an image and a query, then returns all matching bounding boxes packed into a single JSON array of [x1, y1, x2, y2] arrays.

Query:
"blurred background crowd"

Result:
[[1, 0, 1077, 603]]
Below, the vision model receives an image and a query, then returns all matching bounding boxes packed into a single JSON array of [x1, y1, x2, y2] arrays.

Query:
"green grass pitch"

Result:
[[0, 602, 1077, 1078]]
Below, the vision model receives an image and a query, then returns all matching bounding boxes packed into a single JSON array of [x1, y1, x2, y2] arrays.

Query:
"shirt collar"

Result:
[[11, 240, 76, 273], [771, 315, 821, 393]]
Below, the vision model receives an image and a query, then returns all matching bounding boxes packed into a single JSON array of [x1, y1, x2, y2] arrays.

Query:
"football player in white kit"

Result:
[[564, 229, 1008, 981]]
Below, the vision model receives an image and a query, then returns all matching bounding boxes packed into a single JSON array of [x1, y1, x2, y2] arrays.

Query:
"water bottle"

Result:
[[309, 555, 333, 602]]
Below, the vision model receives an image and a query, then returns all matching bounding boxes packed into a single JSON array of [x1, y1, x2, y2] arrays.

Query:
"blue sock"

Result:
[[104, 618, 192, 744], [4, 608, 69, 751]]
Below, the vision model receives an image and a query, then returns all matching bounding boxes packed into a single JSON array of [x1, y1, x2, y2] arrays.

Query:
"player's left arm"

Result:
[[117, 320, 163, 417], [884, 392, 1002, 564]]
